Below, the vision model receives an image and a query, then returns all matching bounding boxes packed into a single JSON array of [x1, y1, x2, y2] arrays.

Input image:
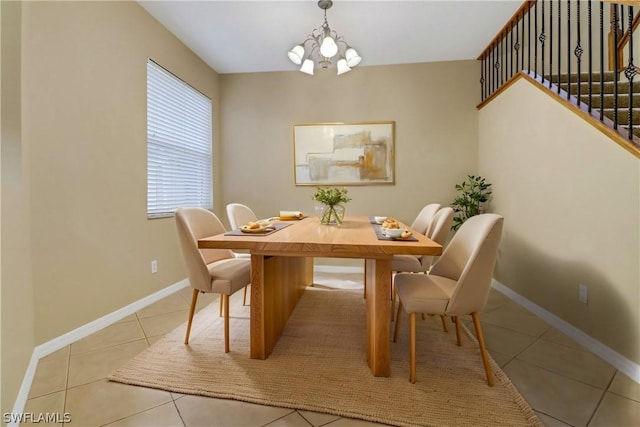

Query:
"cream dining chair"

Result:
[[409, 203, 441, 235], [390, 207, 455, 324], [393, 213, 504, 385], [226, 203, 258, 230], [175, 207, 251, 353], [226, 203, 258, 305]]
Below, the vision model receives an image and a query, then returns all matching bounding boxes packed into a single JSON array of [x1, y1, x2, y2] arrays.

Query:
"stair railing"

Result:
[[478, 0, 639, 144]]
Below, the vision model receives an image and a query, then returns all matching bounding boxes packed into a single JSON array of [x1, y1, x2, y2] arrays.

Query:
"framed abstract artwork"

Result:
[[293, 121, 395, 186]]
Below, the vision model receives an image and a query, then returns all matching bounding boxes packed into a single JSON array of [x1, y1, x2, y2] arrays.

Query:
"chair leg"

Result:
[[390, 280, 396, 321], [409, 312, 416, 384], [440, 315, 448, 332], [219, 295, 223, 317], [223, 294, 230, 353], [393, 301, 403, 342], [242, 286, 248, 306], [184, 289, 199, 344], [453, 316, 462, 346], [471, 312, 494, 386]]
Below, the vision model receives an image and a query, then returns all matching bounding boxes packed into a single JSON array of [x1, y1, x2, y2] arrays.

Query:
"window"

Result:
[[147, 59, 212, 218]]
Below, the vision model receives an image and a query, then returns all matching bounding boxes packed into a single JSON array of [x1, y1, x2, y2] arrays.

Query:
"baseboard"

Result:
[[10, 279, 190, 422], [314, 264, 365, 275], [492, 279, 640, 384]]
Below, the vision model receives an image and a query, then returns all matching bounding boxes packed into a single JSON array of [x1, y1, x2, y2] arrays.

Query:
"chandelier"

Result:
[[287, 0, 362, 75]]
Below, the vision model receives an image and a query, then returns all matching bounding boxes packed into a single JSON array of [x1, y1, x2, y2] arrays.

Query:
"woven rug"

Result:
[[109, 287, 543, 427]]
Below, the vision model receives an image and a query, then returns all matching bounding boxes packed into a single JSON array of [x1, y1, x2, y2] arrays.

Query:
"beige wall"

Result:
[[219, 61, 480, 235], [479, 78, 640, 363], [11, 0, 219, 391], [1, 0, 35, 414]]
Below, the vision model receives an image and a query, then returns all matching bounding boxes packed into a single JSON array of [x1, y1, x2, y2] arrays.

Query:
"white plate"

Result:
[[239, 219, 276, 233]]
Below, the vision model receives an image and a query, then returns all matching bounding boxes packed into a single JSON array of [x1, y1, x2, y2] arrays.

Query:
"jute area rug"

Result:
[[109, 287, 543, 427]]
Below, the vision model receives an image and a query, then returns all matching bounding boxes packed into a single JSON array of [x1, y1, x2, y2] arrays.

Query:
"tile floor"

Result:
[[23, 271, 640, 427]]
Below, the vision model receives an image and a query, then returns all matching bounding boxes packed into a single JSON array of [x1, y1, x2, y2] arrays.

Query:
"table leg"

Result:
[[250, 255, 313, 359], [365, 258, 391, 376]]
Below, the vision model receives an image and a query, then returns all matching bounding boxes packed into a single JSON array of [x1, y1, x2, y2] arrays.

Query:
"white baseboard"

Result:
[[492, 279, 640, 384], [314, 265, 365, 275], [10, 279, 190, 422]]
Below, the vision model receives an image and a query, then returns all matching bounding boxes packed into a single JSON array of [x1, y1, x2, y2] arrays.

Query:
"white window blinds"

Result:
[[147, 59, 212, 218]]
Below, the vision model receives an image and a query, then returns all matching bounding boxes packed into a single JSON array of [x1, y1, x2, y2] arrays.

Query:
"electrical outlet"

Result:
[[579, 284, 588, 304], [151, 260, 158, 274]]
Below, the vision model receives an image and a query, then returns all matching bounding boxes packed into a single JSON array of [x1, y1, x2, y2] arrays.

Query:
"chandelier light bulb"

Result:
[[300, 58, 315, 75], [345, 47, 362, 67], [288, 45, 305, 65], [320, 36, 338, 58], [336, 58, 351, 75]]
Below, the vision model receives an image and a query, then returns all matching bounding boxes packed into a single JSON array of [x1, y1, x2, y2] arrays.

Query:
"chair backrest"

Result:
[[425, 207, 454, 245], [429, 213, 504, 315], [175, 207, 234, 292], [410, 203, 441, 235], [419, 207, 455, 271], [226, 203, 258, 230]]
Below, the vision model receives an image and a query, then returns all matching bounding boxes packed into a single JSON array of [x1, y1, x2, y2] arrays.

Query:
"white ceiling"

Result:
[[138, 0, 522, 75]]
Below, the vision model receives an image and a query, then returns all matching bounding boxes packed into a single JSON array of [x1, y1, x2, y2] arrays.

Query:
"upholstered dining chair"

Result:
[[226, 203, 258, 230], [409, 203, 442, 235], [175, 207, 251, 353], [226, 203, 258, 305], [390, 207, 455, 323], [393, 213, 504, 385]]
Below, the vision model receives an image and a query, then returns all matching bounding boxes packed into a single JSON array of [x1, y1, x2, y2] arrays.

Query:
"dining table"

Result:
[[198, 214, 442, 377]]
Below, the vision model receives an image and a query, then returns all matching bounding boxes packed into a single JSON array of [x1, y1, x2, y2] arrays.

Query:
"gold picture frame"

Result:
[[293, 121, 395, 186]]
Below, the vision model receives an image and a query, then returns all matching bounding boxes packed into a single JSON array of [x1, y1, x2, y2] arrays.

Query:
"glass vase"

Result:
[[316, 203, 345, 226]]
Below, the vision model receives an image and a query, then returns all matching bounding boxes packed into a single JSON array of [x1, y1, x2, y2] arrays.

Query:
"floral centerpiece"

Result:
[[312, 187, 351, 225]]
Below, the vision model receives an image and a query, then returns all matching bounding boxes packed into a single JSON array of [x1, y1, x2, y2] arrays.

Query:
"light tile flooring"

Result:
[[24, 272, 639, 427]]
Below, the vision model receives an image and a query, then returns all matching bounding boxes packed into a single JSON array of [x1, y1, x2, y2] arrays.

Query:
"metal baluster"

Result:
[[501, 32, 505, 85], [481, 56, 485, 101], [550, 0, 554, 89], [624, 6, 637, 140], [567, 0, 571, 100], [613, 5, 619, 129], [527, 3, 538, 72], [534, 0, 537, 75], [522, 8, 525, 71], [575, 0, 582, 105], [587, 0, 593, 113], [540, 0, 545, 81], [510, 22, 514, 78], [557, 0, 561, 93], [600, 1, 604, 121]]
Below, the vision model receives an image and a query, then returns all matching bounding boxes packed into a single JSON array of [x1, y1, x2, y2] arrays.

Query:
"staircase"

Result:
[[553, 72, 640, 139]]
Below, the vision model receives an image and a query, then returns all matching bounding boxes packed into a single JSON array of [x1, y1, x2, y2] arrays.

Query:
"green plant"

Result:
[[451, 175, 492, 231], [313, 187, 351, 225], [312, 187, 351, 206]]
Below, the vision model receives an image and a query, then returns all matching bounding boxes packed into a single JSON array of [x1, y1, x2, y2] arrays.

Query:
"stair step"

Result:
[[560, 80, 640, 95], [550, 71, 618, 84], [621, 125, 640, 139], [580, 93, 640, 109], [602, 108, 640, 126]]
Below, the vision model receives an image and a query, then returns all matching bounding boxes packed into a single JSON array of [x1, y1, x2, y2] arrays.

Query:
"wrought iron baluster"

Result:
[[613, 5, 619, 129], [549, 0, 560, 89], [501, 32, 505, 85], [540, 0, 545, 81], [624, 6, 637, 140], [575, 0, 582, 105], [600, 1, 604, 121], [557, 0, 561, 93], [567, 0, 571, 100], [587, 0, 593, 113], [510, 22, 514, 78], [481, 56, 485, 101], [535, 0, 538, 75]]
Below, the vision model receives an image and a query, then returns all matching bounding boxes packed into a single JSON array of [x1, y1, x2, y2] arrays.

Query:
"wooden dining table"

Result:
[[198, 215, 442, 377]]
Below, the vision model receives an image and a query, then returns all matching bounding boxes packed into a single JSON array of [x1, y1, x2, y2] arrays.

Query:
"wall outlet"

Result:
[[579, 284, 588, 304], [151, 260, 158, 274]]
